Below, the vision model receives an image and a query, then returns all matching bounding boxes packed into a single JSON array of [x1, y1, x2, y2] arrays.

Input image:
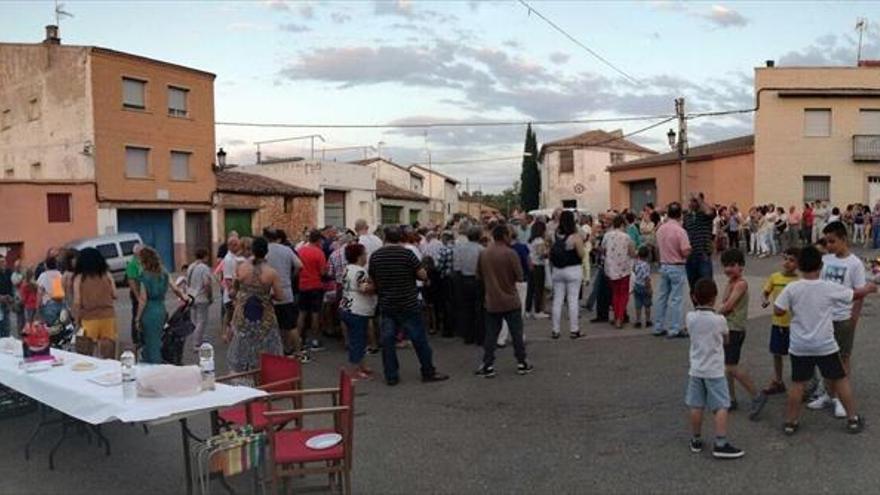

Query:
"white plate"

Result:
[[305, 433, 342, 450], [88, 372, 122, 387]]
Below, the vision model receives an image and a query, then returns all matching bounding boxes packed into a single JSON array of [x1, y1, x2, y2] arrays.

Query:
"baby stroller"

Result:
[[161, 297, 195, 366], [39, 301, 76, 351]]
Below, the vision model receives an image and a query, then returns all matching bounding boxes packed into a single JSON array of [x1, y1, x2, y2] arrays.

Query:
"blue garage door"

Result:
[[118, 209, 174, 270]]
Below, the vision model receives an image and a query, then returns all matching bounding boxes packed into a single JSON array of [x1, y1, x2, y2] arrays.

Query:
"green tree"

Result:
[[519, 123, 540, 212]]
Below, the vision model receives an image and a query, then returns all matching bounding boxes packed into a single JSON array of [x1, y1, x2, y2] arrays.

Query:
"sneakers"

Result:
[[833, 398, 847, 418], [306, 339, 325, 352], [846, 415, 865, 434], [712, 442, 745, 459], [551, 332, 560, 340], [783, 422, 800, 436], [570, 331, 583, 340], [422, 372, 450, 383], [689, 437, 704, 453], [749, 393, 768, 421], [517, 362, 534, 375], [297, 352, 312, 364], [475, 365, 496, 378], [807, 393, 831, 410]]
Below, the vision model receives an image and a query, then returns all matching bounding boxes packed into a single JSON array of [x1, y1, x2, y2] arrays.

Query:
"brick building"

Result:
[[214, 170, 319, 243]]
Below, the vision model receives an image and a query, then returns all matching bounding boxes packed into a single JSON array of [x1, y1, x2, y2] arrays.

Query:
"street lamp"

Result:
[[216, 148, 227, 169], [667, 129, 676, 150]]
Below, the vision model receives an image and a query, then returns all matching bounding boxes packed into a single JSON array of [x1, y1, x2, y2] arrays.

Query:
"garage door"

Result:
[[629, 180, 656, 212], [118, 209, 174, 270]]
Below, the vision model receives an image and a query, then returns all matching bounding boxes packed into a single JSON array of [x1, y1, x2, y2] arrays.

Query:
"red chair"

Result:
[[263, 370, 354, 495], [214, 354, 303, 433]]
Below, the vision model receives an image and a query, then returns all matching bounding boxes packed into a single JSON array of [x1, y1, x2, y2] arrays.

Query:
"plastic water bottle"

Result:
[[199, 343, 215, 391], [120, 349, 136, 402], [121, 350, 136, 383]]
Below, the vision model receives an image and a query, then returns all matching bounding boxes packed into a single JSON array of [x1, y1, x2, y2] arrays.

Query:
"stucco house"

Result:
[[538, 129, 656, 214], [409, 164, 460, 224]]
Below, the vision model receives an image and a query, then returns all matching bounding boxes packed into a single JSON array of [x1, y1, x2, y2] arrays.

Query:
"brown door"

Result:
[[186, 212, 212, 263]]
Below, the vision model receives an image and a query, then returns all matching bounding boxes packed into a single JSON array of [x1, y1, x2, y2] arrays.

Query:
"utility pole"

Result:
[[675, 97, 688, 203]]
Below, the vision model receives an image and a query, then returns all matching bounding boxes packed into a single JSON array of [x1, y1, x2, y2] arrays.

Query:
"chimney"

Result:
[[858, 60, 880, 67], [44, 25, 60, 44], [609, 129, 624, 138], [765, 60, 775, 68]]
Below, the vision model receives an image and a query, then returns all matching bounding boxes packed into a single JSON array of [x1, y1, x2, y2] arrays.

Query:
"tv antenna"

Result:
[[856, 18, 868, 63], [54, 0, 74, 27]]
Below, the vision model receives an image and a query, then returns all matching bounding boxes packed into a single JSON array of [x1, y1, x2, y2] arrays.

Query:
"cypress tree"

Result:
[[519, 123, 541, 211]]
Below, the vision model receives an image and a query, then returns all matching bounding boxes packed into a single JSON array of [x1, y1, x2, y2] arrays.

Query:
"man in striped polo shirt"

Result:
[[369, 225, 450, 386], [684, 193, 717, 293]]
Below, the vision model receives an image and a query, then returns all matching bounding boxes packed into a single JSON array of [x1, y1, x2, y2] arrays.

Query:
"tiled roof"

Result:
[[376, 180, 429, 202], [216, 170, 320, 197], [352, 157, 424, 178], [607, 134, 754, 172], [539, 129, 657, 160]]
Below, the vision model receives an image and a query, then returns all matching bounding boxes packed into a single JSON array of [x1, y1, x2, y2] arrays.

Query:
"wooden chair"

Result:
[[263, 370, 354, 495], [214, 354, 303, 433]]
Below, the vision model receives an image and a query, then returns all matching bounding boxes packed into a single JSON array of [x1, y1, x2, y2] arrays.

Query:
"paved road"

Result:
[[3, 250, 880, 494]]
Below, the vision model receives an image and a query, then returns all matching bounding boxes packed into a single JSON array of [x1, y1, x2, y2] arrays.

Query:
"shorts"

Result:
[[790, 352, 846, 382], [273, 303, 297, 331], [298, 289, 324, 313], [723, 330, 746, 365], [833, 319, 855, 358], [633, 285, 652, 309], [81, 318, 117, 341], [769, 325, 789, 356], [685, 375, 730, 411]]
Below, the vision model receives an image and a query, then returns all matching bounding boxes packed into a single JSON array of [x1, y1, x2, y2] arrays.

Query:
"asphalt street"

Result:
[[2, 250, 880, 494]]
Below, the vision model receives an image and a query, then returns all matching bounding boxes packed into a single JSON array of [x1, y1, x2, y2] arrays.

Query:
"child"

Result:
[[718, 249, 767, 419], [808, 221, 868, 418], [338, 243, 377, 380], [685, 278, 744, 459], [632, 246, 652, 328], [760, 248, 800, 395], [18, 268, 39, 325], [774, 245, 876, 434]]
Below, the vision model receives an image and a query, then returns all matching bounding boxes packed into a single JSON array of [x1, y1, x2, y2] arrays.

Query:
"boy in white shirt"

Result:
[[774, 245, 876, 435], [808, 221, 867, 417], [685, 278, 744, 459]]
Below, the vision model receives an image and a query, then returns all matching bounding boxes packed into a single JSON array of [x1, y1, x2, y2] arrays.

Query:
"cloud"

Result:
[[331, 11, 351, 24], [701, 5, 749, 28], [298, 3, 314, 18], [264, 0, 289, 11], [502, 39, 522, 50], [279, 23, 311, 33], [549, 52, 570, 64], [374, 0, 414, 17], [778, 28, 880, 66]]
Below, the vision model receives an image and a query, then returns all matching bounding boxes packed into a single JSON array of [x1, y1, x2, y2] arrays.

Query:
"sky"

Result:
[[3, 0, 879, 192]]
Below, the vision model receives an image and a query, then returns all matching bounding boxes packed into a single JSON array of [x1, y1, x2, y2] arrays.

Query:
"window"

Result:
[[46, 193, 71, 223], [804, 109, 831, 137], [122, 77, 146, 109], [168, 86, 188, 117], [125, 146, 149, 177], [324, 190, 346, 228], [120, 240, 138, 256], [381, 205, 402, 225], [284, 197, 293, 213], [562, 199, 578, 208], [803, 176, 830, 202], [95, 243, 119, 260], [1, 109, 10, 130], [559, 149, 574, 173], [28, 97, 39, 121], [610, 152, 624, 165], [409, 209, 420, 225], [860, 109, 880, 133], [170, 151, 190, 180], [30, 162, 41, 179]]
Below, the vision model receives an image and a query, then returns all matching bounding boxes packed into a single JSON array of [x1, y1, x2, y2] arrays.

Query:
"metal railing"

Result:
[[853, 135, 880, 161]]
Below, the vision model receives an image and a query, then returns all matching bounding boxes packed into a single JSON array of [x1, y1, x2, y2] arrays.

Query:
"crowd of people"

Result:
[[2, 193, 879, 458]]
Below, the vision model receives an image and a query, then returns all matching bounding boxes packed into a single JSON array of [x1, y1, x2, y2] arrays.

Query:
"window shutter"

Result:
[[170, 151, 190, 180], [803, 109, 831, 137], [125, 147, 149, 177], [803, 176, 830, 202], [47, 193, 71, 223], [123, 78, 145, 108], [168, 87, 188, 115], [860, 110, 880, 134]]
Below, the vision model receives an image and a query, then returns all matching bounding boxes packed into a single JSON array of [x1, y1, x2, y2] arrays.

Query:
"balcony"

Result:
[[853, 135, 880, 161]]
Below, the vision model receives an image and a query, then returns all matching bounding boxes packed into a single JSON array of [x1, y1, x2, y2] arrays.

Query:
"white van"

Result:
[[66, 233, 143, 285]]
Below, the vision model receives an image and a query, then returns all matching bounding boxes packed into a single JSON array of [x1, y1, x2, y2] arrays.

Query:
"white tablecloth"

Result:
[[0, 345, 265, 425]]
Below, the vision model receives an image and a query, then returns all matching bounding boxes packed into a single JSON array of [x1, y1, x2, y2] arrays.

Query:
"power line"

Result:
[[688, 108, 755, 119], [516, 0, 641, 86], [215, 114, 673, 129]]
